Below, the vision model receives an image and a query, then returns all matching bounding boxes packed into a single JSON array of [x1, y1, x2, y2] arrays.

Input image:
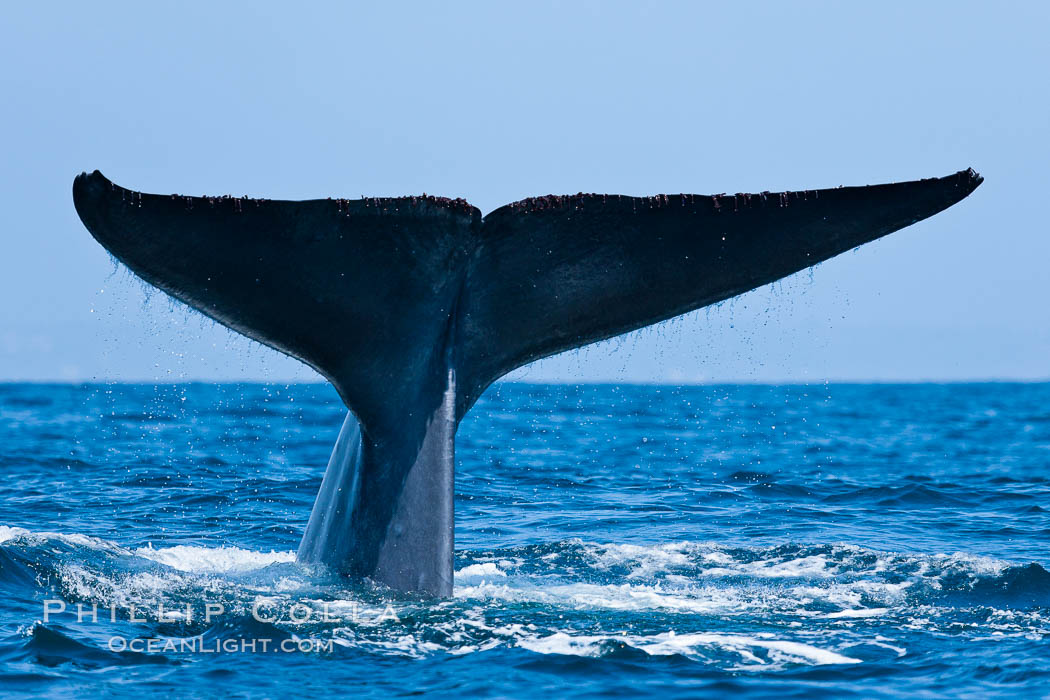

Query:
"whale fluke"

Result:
[[73, 168, 982, 595]]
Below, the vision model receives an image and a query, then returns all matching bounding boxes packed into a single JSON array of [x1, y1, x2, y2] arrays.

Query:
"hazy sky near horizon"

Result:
[[1, 2, 1047, 384]]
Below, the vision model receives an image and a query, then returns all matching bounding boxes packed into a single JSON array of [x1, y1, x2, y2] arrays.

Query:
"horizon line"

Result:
[[1, 378, 1047, 387]]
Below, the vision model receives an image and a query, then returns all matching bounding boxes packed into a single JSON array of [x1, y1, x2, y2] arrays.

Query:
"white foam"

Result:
[[578, 541, 867, 581], [586, 542, 695, 579], [746, 555, 832, 578], [134, 544, 295, 574], [6, 526, 1036, 662], [457, 580, 746, 614], [826, 608, 889, 619], [0, 525, 122, 551], [0, 526, 30, 543], [0, 526, 296, 575], [517, 630, 862, 666], [870, 637, 908, 657], [455, 562, 507, 578]]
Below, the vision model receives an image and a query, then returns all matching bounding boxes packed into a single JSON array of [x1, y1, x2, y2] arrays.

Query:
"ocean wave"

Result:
[[0, 525, 1045, 666], [134, 545, 296, 574], [516, 631, 862, 666], [17, 624, 170, 668]]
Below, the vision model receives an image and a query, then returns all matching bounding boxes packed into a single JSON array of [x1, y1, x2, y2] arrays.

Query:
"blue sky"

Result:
[[1, 1, 1047, 383]]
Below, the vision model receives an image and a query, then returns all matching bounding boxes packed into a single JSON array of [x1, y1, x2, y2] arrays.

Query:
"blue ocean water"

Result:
[[0, 382, 1046, 698]]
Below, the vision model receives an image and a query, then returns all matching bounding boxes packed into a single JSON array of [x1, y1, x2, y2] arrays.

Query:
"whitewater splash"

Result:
[[2, 526, 1046, 669]]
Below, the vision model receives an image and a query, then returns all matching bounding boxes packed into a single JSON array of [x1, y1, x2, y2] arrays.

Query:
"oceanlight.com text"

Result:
[[107, 636, 334, 654]]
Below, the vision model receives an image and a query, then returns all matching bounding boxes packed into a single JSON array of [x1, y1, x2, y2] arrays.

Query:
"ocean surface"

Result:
[[0, 382, 1046, 698]]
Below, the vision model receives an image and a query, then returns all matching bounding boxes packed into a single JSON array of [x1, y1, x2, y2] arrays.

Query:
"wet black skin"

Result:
[[72, 168, 982, 595]]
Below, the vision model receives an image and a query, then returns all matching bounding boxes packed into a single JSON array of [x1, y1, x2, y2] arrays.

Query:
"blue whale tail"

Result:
[[73, 168, 982, 595]]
